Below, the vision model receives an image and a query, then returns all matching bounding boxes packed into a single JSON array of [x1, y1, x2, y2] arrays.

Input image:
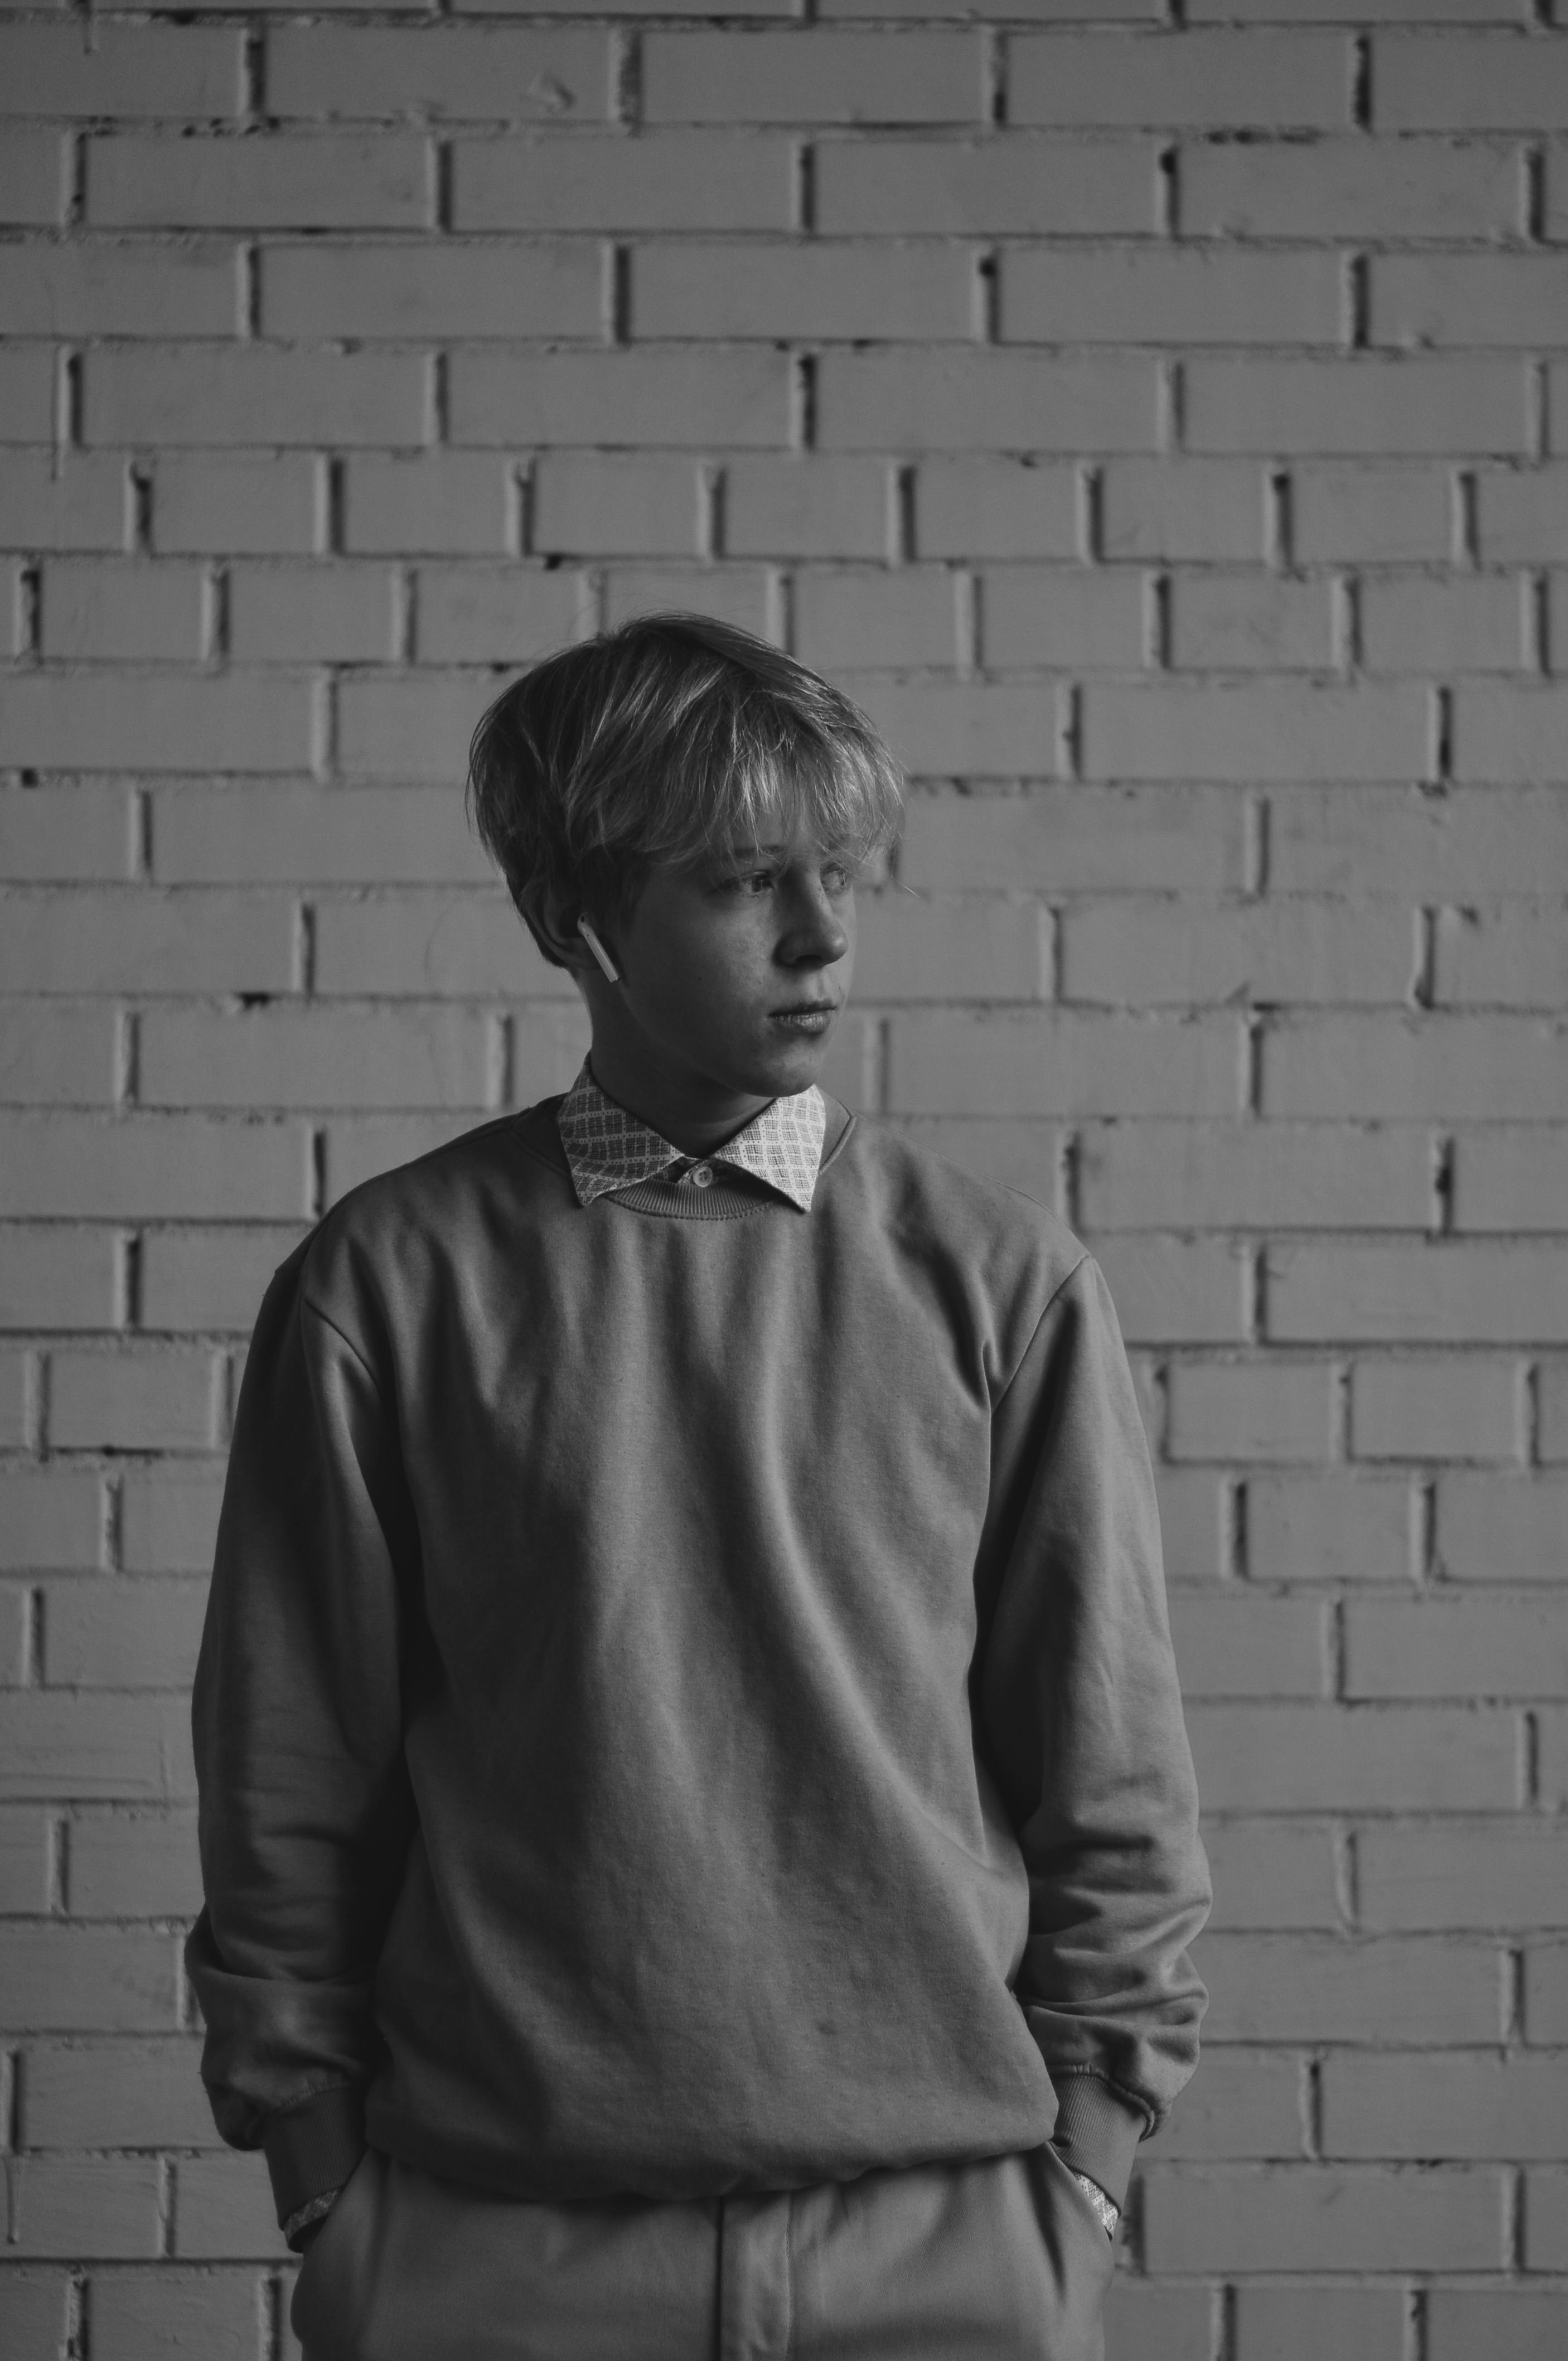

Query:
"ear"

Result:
[[525, 894, 597, 979]]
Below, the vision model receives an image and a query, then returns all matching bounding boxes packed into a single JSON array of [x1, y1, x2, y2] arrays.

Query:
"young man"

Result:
[[188, 616, 1209, 2360]]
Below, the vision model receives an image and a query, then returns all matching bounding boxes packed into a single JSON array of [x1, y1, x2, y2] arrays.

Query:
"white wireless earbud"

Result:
[[576, 916, 621, 984]]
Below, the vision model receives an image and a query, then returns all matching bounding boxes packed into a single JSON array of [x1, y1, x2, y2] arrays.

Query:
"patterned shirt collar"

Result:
[[555, 1059, 827, 1215]]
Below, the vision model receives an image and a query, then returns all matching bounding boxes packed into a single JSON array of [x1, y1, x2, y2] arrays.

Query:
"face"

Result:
[[576, 810, 859, 1145]]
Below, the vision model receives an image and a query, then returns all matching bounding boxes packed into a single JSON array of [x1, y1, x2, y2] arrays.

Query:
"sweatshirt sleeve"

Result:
[[185, 1240, 419, 2232], [974, 1252, 1210, 2210]]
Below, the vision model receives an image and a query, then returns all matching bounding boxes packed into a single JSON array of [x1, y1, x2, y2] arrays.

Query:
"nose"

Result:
[[781, 869, 850, 969]]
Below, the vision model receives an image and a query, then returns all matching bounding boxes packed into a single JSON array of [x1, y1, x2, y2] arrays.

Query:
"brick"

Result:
[[0, 1692, 193, 1801], [8, 2159, 163, 2261], [1439, 1474, 1567, 1580], [1351, 1355, 1521, 1458], [0, 130, 62, 229], [155, 785, 491, 887], [1272, 785, 1568, 897], [454, 132, 790, 231], [1, 1222, 116, 1329], [1376, 254, 1568, 352], [606, 567, 771, 640], [1380, 34, 1568, 131], [414, 565, 593, 663], [334, 671, 502, 782], [1104, 2281, 1212, 2361], [1154, 1467, 1225, 1576], [915, 461, 1077, 560], [0, 1115, 303, 1222], [1157, 2049, 1304, 2161], [846, 890, 1043, 1003], [1168, 1359, 1333, 1462], [1100, 459, 1265, 562], [0, 1926, 176, 2033], [1093, 1236, 1246, 1345], [1429, 2290, 1568, 2361], [267, 27, 608, 125], [0, 348, 56, 445], [0, 25, 241, 120], [0, 454, 127, 556], [345, 455, 514, 558], [888, 1010, 1240, 1118], [817, 136, 1153, 235], [792, 569, 957, 674], [0, 244, 235, 340], [1361, 574, 1524, 675], [311, 888, 556, 999], [1231, 2285, 1409, 2361], [853, 681, 1061, 775], [0, 671, 312, 775], [533, 454, 701, 559], [1329, 2050, 1568, 2165], [1204, 1936, 1502, 2049], [120, 1469, 225, 1574], [884, 1117, 1061, 1202], [172, 2155, 286, 2262], [1456, 684, 1568, 783], [642, 31, 980, 125], [1085, 682, 1427, 783], [1542, 1708, 1568, 1808], [43, 1577, 208, 1689], [1347, 1596, 1567, 1699], [1187, 1702, 1516, 1809], [1278, 1242, 1568, 1343], [50, 1350, 215, 1453], [1202, 1818, 1342, 1928], [1293, 462, 1454, 563], [1006, 247, 1340, 346], [0, 1472, 101, 1572], [0, 1807, 49, 1914], [1358, 1822, 1568, 1933], [264, 240, 599, 342], [979, 568, 1145, 673], [1145, 2161, 1504, 2271], [1527, 1943, 1568, 2042], [1456, 1129, 1568, 1233], [0, 1005, 113, 1106], [0, 2271, 67, 2358], [24, 2037, 214, 2149], [69, 1809, 203, 1920], [90, 2268, 264, 2361], [1184, 359, 1527, 457], [816, 351, 1154, 453], [901, 786, 1241, 892], [1267, 1015, 1568, 1123], [1167, 572, 1334, 671], [1168, 1592, 1324, 1697], [1064, 899, 1411, 1008], [35, 559, 202, 664], [0, 1348, 28, 1443], [148, 454, 315, 559], [228, 563, 394, 664], [88, 131, 430, 230], [725, 459, 891, 561], [139, 1005, 490, 1113], [85, 347, 425, 449], [1011, 31, 1345, 127], [322, 1112, 500, 1202], [1525, 2170, 1568, 2268], [141, 1226, 304, 1333], [451, 350, 788, 451], [1181, 136, 1519, 240], [1475, 468, 1568, 564], [1439, 904, 1568, 1010], [635, 240, 970, 341]]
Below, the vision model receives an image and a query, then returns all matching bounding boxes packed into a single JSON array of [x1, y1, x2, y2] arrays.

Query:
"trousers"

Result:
[[291, 2141, 1116, 2361]]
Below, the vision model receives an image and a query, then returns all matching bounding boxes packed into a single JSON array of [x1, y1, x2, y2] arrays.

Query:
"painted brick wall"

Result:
[[2, 6, 1566, 2356]]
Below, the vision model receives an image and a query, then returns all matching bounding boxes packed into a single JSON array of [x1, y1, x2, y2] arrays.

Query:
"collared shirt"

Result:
[[555, 1057, 827, 1215]]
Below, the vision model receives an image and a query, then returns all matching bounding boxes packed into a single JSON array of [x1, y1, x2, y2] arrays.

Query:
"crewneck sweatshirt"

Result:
[[187, 1096, 1209, 2234]]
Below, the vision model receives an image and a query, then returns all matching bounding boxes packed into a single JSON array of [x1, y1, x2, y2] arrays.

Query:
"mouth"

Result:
[[769, 1004, 837, 1034]]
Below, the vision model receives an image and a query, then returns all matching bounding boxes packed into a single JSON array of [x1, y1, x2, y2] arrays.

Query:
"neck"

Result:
[[585, 1043, 775, 1159]]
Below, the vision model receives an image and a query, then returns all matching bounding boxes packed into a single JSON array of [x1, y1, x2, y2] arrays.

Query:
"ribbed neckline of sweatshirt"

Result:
[[187, 1092, 1209, 2234]]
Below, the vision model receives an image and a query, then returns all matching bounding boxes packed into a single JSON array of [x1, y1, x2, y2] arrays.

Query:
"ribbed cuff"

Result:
[[1048, 2074, 1147, 2212], [262, 2086, 366, 2231]]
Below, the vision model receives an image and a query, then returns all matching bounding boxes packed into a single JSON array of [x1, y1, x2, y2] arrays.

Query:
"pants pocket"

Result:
[[290, 2147, 378, 2361]]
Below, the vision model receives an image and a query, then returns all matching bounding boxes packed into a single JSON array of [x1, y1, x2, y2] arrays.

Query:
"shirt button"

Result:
[[691, 1164, 713, 1188]]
